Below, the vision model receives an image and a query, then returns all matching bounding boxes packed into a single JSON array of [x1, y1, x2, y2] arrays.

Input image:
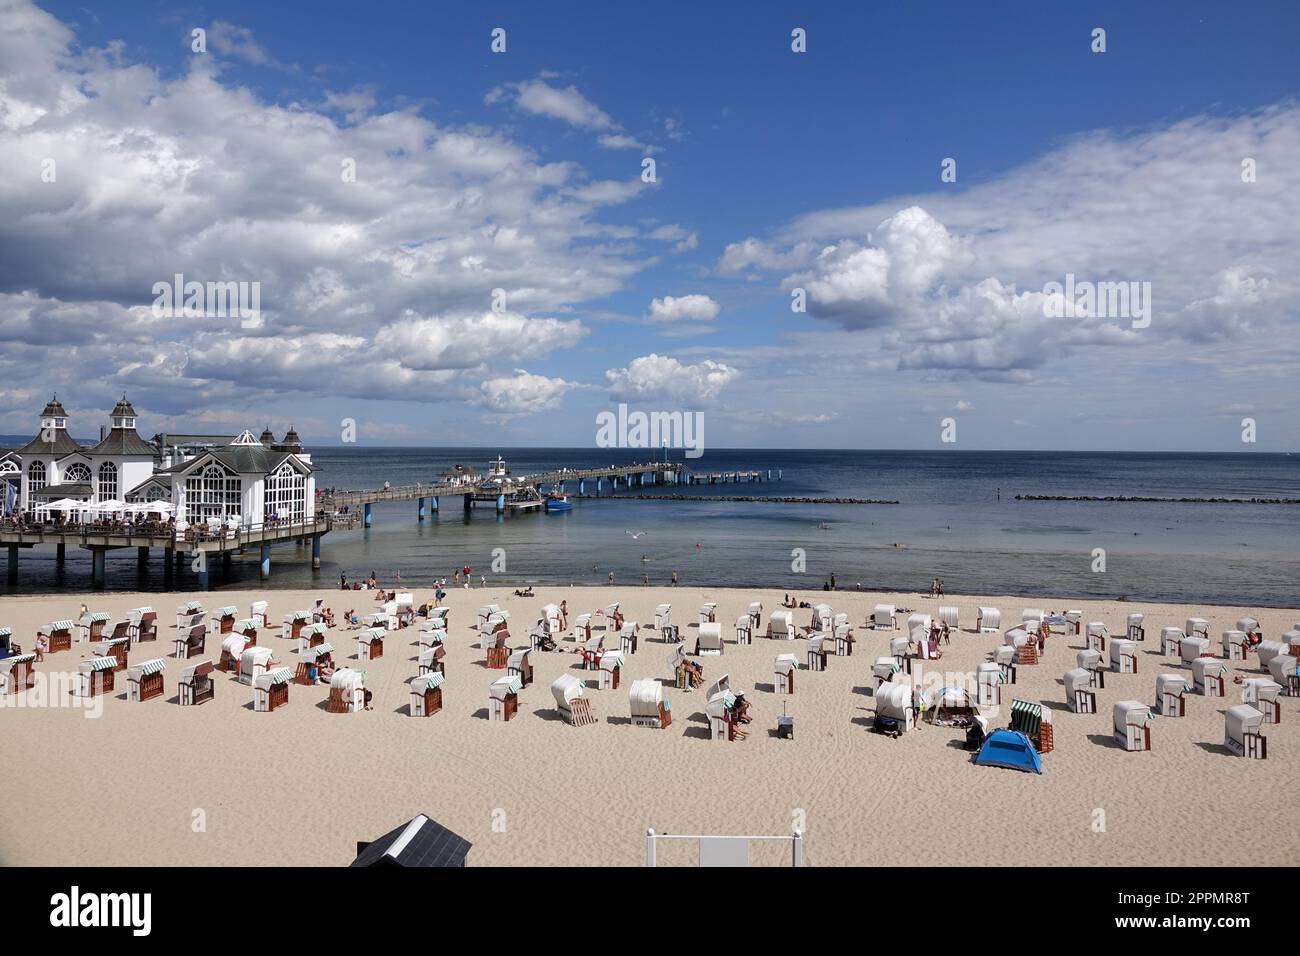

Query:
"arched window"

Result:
[[98, 461, 118, 501], [28, 460, 47, 493], [264, 462, 306, 524], [184, 462, 242, 524], [65, 462, 92, 483]]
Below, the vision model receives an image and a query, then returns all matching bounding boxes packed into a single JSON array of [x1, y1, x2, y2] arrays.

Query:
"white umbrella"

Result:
[[44, 497, 89, 511], [142, 500, 173, 514], [91, 499, 127, 513]]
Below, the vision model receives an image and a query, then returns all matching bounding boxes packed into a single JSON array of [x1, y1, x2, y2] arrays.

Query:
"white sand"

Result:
[[0, 584, 1296, 867]]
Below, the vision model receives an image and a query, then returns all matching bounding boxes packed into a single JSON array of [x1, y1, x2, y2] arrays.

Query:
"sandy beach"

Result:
[[0, 583, 1296, 867]]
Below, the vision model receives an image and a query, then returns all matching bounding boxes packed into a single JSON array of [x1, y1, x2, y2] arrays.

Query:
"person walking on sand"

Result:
[[671, 570, 678, 586], [607, 570, 615, 586], [643, 573, 649, 587]]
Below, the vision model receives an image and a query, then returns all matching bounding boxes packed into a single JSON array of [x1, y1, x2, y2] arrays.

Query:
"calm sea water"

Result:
[[5, 448, 1299, 606]]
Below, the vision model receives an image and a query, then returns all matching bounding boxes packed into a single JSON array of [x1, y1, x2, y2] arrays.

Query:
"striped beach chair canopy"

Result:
[[213, 606, 238, 617], [491, 674, 523, 699], [304, 642, 334, 660], [131, 658, 167, 676], [84, 611, 111, 623], [0, 627, 10, 640], [2, 652, 36, 670], [359, 627, 385, 643], [259, 666, 293, 686], [302, 622, 328, 637], [177, 600, 204, 613], [98, 636, 129, 649], [413, 672, 445, 693], [289, 609, 312, 622], [82, 657, 117, 672], [1009, 699, 1043, 739], [234, 618, 258, 631], [41, 621, 73, 635]]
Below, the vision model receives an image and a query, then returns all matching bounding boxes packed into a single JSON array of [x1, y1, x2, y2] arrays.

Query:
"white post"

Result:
[[645, 828, 657, 867], [792, 829, 804, 867]]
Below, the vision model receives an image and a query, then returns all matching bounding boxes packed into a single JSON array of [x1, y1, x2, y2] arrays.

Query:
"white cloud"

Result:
[[487, 78, 613, 129], [478, 369, 578, 415], [604, 353, 738, 404], [646, 294, 720, 324], [648, 224, 698, 253]]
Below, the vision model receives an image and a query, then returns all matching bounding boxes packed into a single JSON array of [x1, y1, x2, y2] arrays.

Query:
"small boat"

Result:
[[544, 494, 572, 513]]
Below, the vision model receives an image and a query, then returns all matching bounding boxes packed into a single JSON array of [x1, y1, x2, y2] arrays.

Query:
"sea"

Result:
[[4, 448, 1299, 607]]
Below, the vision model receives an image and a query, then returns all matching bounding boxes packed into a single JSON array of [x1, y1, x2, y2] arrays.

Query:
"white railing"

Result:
[[644, 828, 804, 867]]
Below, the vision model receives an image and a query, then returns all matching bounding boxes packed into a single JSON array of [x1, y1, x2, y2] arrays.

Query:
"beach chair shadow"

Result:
[[755, 681, 776, 694], [850, 711, 874, 729], [606, 715, 632, 726], [242, 700, 255, 711], [1195, 740, 1235, 756], [1041, 700, 1071, 713], [851, 685, 873, 697], [471, 707, 489, 720], [681, 725, 712, 739], [394, 704, 410, 716], [1086, 733, 1125, 750], [531, 708, 564, 722]]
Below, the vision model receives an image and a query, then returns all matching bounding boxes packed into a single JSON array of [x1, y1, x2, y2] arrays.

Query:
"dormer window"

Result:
[[113, 416, 136, 429]]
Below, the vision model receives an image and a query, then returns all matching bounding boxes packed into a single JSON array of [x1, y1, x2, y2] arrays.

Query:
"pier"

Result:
[[320, 460, 783, 528], [1, 518, 331, 590]]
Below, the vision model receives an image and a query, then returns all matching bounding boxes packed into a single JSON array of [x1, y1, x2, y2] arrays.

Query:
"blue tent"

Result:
[[975, 728, 1042, 774]]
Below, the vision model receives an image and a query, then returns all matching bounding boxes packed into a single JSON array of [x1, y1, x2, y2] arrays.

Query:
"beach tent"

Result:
[[127, 607, 157, 643], [734, 614, 753, 646], [1192, 657, 1229, 698], [1224, 704, 1267, 759], [928, 686, 975, 725], [993, 644, 1016, 669], [282, 609, 311, 641], [890, 636, 912, 673], [1022, 609, 1045, 631], [1004, 627, 1030, 648], [746, 602, 763, 627], [77, 611, 110, 643], [1222, 630, 1248, 661], [938, 606, 960, 630], [295, 642, 334, 684], [1160, 626, 1185, 657], [1110, 638, 1138, 674], [873, 656, 900, 688], [418, 623, 447, 653], [409, 673, 444, 717], [873, 604, 898, 631], [175, 600, 204, 632], [908, 613, 931, 636], [477, 604, 503, 629], [872, 682, 913, 736], [297, 621, 328, 653], [810, 604, 833, 632], [418, 644, 445, 678], [976, 606, 1000, 633], [233, 618, 260, 643], [507, 648, 533, 687], [329, 668, 366, 713], [1126, 613, 1146, 642], [126, 658, 166, 702], [1155, 673, 1189, 716], [1236, 617, 1260, 638], [774, 653, 798, 694], [599, 649, 624, 690], [178, 660, 215, 706], [1064, 610, 1084, 635], [1113, 700, 1153, 752], [807, 635, 828, 672], [1086, 622, 1108, 653], [95, 637, 129, 672], [1064, 667, 1096, 713], [572, 612, 593, 643], [254, 667, 292, 712], [976, 661, 1003, 706], [1185, 618, 1210, 641], [351, 814, 471, 868], [705, 685, 741, 741], [767, 610, 795, 640], [975, 729, 1042, 774], [695, 621, 723, 656], [1179, 636, 1211, 666], [239, 646, 275, 686], [1241, 678, 1282, 724], [629, 678, 671, 728]]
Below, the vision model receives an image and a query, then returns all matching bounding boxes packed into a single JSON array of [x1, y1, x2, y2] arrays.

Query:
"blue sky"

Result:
[[2, 0, 1299, 450]]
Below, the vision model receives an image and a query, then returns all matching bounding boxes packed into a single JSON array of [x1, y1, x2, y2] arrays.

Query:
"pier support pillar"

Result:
[[579, 479, 585, 495], [6, 545, 17, 584], [597, 478, 603, 495], [222, 551, 232, 570], [91, 549, 105, 588], [196, 563, 209, 591], [496, 494, 506, 514], [137, 546, 149, 565], [260, 544, 271, 580], [430, 495, 438, 513], [56, 542, 66, 565], [363, 502, 372, 528], [418, 497, 426, 521], [312, 535, 321, 569], [163, 548, 174, 586]]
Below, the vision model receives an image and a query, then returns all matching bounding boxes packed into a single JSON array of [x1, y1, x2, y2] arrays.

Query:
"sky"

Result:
[[1, 0, 1298, 451]]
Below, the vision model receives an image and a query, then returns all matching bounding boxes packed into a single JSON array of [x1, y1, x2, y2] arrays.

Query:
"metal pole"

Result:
[[792, 829, 804, 867], [645, 828, 656, 867]]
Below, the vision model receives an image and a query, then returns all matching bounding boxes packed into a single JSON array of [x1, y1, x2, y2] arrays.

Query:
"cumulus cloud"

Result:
[[0, 3, 657, 424], [648, 224, 698, 253], [646, 294, 720, 324], [486, 78, 613, 129], [478, 369, 578, 415], [604, 353, 738, 404]]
